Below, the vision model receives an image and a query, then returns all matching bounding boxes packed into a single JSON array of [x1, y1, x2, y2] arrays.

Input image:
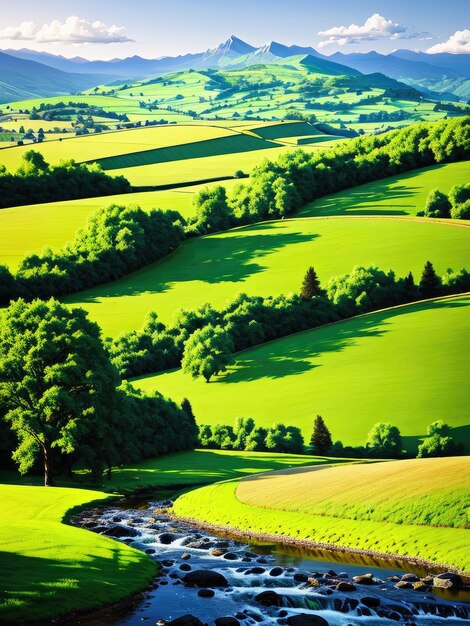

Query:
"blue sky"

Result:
[[0, 0, 468, 59]]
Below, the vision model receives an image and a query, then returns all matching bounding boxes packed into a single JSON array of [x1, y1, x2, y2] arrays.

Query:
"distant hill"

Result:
[[0, 52, 108, 103], [2, 36, 469, 101]]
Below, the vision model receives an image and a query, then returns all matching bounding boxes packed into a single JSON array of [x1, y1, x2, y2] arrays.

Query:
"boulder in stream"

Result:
[[433, 572, 463, 590], [215, 618, 240, 626], [183, 570, 229, 587], [102, 525, 139, 538], [168, 615, 204, 626], [286, 614, 329, 626], [255, 590, 283, 607]]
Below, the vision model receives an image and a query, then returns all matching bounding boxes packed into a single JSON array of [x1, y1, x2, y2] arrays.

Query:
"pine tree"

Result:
[[301, 266, 322, 299], [401, 271, 417, 303], [310, 415, 332, 454], [419, 261, 442, 299]]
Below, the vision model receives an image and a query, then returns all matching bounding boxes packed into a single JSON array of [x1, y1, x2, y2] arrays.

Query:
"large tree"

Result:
[[181, 324, 233, 382], [0, 299, 119, 485], [310, 415, 333, 454], [424, 189, 451, 218]]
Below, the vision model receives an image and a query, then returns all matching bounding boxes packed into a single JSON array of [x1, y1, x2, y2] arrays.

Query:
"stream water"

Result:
[[74, 500, 470, 626]]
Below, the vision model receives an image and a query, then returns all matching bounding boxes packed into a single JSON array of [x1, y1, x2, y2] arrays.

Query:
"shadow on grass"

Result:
[[0, 545, 151, 624], [217, 296, 470, 383], [65, 226, 320, 303], [298, 164, 449, 217]]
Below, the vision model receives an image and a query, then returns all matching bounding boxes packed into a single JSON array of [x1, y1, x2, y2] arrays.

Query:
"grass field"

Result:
[[300, 161, 470, 217], [0, 485, 156, 624], [0, 123, 238, 171], [66, 217, 470, 335], [173, 457, 470, 572], [0, 179, 240, 269], [134, 295, 470, 451], [0, 449, 339, 492]]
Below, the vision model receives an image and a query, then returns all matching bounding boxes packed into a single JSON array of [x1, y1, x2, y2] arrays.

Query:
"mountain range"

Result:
[[1, 35, 469, 103]]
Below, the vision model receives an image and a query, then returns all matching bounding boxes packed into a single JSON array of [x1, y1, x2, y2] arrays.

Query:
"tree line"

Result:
[[107, 261, 470, 382], [0, 204, 184, 302], [0, 299, 198, 486], [198, 414, 463, 459], [0, 150, 130, 209]]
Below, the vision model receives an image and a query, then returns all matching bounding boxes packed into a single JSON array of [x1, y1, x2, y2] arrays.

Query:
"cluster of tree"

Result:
[[30, 101, 127, 122], [0, 204, 184, 301], [198, 413, 463, 459], [420, 184, 470, 220], [184, 117, 469, 236], [0, 299, 198, 486], [358, 110, 411, 122], [106, 261, 470, 383], [417, 421, 463, 457], [198, 417, 304, 454], [306, 94, 382, 112], [0, 150, 130, 209]]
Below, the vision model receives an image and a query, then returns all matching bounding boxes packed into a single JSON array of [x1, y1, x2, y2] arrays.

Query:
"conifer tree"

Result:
[[419, 261, 442, 299], [301, 266, 322, 299], [310, 415, 332, 454]]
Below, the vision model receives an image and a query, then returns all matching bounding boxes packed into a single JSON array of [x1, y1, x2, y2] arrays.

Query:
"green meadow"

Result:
[[134, 295, 470, 451], [173, 457, 470, 572], [0, 180, 240, 269], [300, 161, 470, 217], [66, 217, 470, 336], [0, 485, 156, 624]]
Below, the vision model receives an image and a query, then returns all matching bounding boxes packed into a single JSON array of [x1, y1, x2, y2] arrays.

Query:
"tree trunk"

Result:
[[43, 446, 54, 487]]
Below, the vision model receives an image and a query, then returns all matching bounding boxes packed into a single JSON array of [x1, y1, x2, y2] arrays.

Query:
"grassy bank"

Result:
[[173, 458, 470, 573], [0, 485, 156, 624]]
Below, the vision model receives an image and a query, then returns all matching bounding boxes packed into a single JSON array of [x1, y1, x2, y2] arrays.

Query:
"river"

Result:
[[72, 500, 469, 626]]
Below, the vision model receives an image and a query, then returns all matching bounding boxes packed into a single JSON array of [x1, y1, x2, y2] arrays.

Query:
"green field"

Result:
[[66, 217, 470, 336], [135, 295, 470, 451], [173, 457, 470, 572], [300, 161, 470, 217], [0, 485, 156, 624], [0, 179, 240, 269]]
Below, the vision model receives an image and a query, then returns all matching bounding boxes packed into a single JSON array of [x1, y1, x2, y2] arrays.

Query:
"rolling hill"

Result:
[[135, 294, 470, 452], [0, 52, 107, 103]]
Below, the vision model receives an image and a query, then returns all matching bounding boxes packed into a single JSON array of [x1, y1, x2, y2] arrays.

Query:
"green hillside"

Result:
[[134, 295, 470, 452], [66, 217, 470, 336]]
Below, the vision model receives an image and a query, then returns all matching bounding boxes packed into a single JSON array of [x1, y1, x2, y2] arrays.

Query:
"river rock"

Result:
[[168, 615, 204, 626], [336, 581, 356, 591], [197, 588, 215, 598], [211, 548, 225, 557], [308, 578, 321, 587], [159, 532, 177, 544], [395, 581, 412, 589], [286, 614, 329, 626], [255, 590, 282, 607], [361, 596, 380, 608], [223, 552, 238, 560], [215, 619, 240, 626], [433, 572, 463, 590], [246, 567, 266, 575], [401, 573, 420, 582], [179, 563, 191, 572], [294, 573, 308, 582], [269, 567, 283, 577], [181, 553, 191, 560], [413, 581, 428, 592], [145, 548, 156, 554], [353, 574, 377, 585], [102, 525, 139, 538], [183, 570, 229, 588]]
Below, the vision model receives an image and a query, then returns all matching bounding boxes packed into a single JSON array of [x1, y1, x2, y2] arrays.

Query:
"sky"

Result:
[[0, 0, 468, 60]]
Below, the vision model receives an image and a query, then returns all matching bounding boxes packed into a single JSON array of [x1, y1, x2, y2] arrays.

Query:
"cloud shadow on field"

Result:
[[65, 226, 320, 303], [216, 296, 470, 384]]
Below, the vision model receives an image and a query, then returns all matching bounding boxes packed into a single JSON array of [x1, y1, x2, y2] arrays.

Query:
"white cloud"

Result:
[[0, 16, 133, 44], [318, 13, 413, 48], [427, 30, 470, 54]]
